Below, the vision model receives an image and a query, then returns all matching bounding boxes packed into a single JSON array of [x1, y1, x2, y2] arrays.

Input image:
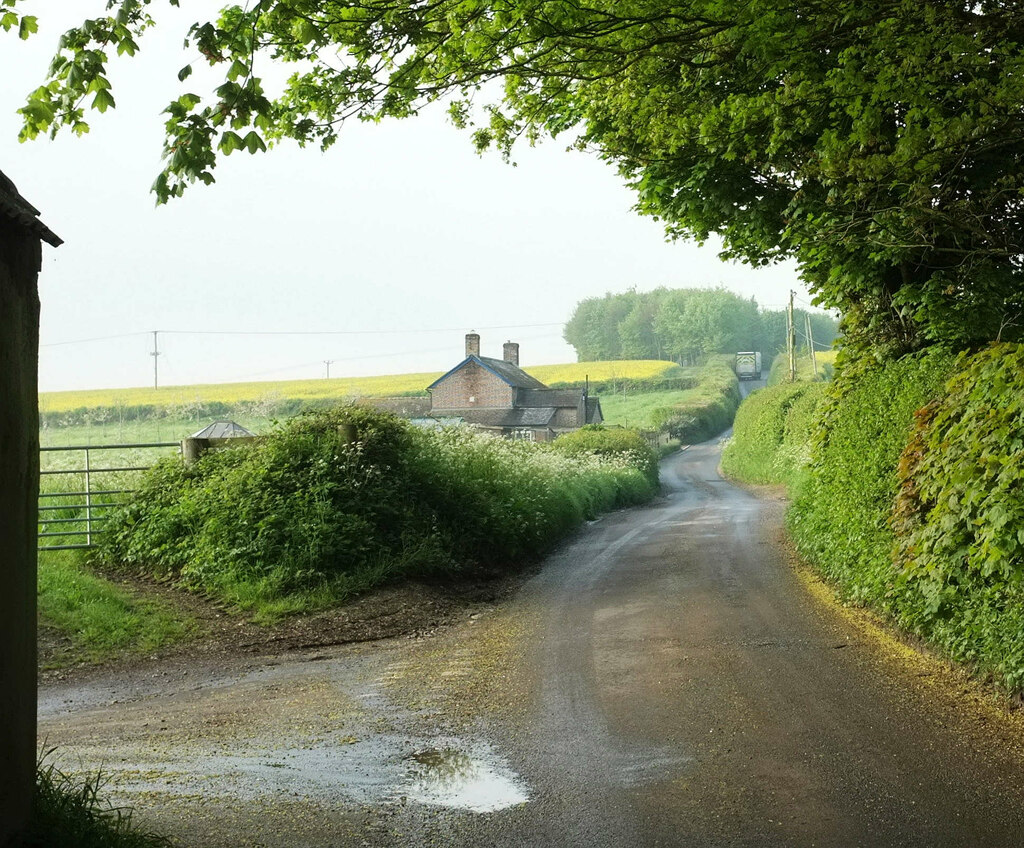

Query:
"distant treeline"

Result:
[[564, 287, 839, 363]]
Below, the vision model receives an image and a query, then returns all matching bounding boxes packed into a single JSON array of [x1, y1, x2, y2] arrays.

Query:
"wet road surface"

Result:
[[39, 423, 1024, 846]]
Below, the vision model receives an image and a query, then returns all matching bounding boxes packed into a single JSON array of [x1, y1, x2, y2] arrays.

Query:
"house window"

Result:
[[511, 429, 535, 442]]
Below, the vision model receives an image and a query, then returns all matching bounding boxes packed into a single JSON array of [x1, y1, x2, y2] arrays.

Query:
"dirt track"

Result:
[[38, 429, 1024, 847]]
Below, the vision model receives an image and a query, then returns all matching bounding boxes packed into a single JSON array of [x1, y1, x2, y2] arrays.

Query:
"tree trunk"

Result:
[[0, 220, 40, 846]]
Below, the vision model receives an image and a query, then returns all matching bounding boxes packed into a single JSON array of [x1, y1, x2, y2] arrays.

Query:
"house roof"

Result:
[[518, 387, 585, 408], [585, 397, 603, 423], [0, 170, 62, 247], [438, 407, 558, 428], [426, 355, 548, 391], [191, 420, 255, 439]]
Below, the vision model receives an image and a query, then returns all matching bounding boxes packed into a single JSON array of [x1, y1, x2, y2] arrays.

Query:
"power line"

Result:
[[794, 328, 834, 350], [40, 331, 149, 348], [158, 322, 565, 337]]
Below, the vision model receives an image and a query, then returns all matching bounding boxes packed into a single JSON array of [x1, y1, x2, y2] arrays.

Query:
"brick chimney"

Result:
[[465, 332, 480, 358], [503, 341, 520, 366]]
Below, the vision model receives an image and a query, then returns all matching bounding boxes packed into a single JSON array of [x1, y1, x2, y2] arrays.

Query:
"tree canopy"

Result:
[[563, 286, 838, 362], [6, 0, 1024, 356]]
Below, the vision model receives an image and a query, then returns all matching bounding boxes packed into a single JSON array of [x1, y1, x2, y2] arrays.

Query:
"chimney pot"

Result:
[[465, 332, 481, 358], [503, 341, 520, 366]]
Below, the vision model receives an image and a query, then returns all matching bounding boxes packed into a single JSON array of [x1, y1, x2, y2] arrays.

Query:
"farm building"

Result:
[[425, 334, 602, 441]]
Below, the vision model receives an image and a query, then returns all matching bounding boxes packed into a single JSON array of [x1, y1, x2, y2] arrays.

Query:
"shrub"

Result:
[[98, 406, 658, 617], [552, 425, 659, 486]]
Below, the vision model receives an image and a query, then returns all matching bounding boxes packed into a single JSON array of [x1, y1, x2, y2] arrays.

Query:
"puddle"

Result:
[[402, 744, 529, 812], [101, 735, 529, 814]]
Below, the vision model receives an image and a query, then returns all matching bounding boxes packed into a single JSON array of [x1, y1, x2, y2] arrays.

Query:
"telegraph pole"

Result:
[[788, 291, 797, 382], [806, 313, 818, 378], [150, 330, 160, 390], [324, 360, 334, 380]]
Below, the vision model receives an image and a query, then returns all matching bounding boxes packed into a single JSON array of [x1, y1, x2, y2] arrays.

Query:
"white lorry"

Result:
[[735, 351, 762, 380]]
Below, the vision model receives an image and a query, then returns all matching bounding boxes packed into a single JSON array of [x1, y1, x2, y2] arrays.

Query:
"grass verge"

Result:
[[13, 755, 172, 847], [38, 550, 192, 667]]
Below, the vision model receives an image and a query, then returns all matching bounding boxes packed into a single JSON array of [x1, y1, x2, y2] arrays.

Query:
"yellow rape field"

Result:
[[39, 359, 686, 413]]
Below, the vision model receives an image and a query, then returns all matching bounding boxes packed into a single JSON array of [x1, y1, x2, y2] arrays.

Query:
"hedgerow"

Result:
[[889, 344, 1024, 690], [655, 356, 741, 443], [551, 425, 660, 486], [97, 407, 657, 618], [720, 382, 826, 487], [787, 350, 954, 606]]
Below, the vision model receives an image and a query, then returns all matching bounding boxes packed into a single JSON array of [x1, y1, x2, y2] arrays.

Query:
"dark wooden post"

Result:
[[181, 437, 211, 465], [0, 173, 61, 846]]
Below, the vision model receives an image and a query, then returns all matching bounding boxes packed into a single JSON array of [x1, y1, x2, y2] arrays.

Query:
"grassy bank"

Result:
[[97, 409, 658, 621], [38, 551, 191, 668]]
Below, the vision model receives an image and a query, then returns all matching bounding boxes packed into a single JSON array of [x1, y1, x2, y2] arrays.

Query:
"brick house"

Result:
[[426, 333, 603, 441]]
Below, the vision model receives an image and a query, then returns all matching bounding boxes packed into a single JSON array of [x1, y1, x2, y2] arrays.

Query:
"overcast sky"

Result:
[[3, 3, 813, 394]]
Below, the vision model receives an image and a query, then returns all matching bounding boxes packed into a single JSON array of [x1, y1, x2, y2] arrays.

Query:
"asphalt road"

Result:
[[39, 406, 1024, 847]]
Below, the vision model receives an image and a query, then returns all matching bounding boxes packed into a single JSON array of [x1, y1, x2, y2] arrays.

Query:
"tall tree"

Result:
[[7, 0, 1023, 356]]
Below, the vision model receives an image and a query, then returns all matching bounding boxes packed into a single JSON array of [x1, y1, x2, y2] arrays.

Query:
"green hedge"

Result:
[[887, 344, 1024, 690], [656, 356, 741, 443], [720, 382, 826, 487], [788, 350, 954, 605], [721, 343, 1024, 693], [97, 407, 657, 619]]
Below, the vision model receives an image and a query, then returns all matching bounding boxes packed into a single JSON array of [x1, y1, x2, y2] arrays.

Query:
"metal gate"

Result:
[[38, 442, 179, 551]]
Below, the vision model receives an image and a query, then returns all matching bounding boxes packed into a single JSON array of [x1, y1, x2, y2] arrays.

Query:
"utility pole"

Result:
[[806, 313, 818, 378], [150, 330, 160, 390], [324, 360, 334, 380], [788, 291, 797, 382]]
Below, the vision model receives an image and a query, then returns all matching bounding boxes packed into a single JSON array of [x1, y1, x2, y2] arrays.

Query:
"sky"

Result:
[[2, 3, 813, 394]]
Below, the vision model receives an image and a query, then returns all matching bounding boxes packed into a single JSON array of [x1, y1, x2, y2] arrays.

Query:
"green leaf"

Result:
[[18, 14, 37, 40], [243, 131, 266, 154], [92, 89, 116, 113], [178, 64, 193, 82], [227, 59, 248, 82], [218, 130, 243, 154]]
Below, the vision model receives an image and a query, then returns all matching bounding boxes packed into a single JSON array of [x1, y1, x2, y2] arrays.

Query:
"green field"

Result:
[[39, 359, 687, 415], [600, 389, 702, 430]]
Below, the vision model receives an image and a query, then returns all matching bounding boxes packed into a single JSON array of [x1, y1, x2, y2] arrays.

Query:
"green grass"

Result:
[[15, 755, 172, 847], [601, 357, 740, 441], [40, 415, 272, 448], [600, 389, 704, 429], [37, 551, 192, 666]]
